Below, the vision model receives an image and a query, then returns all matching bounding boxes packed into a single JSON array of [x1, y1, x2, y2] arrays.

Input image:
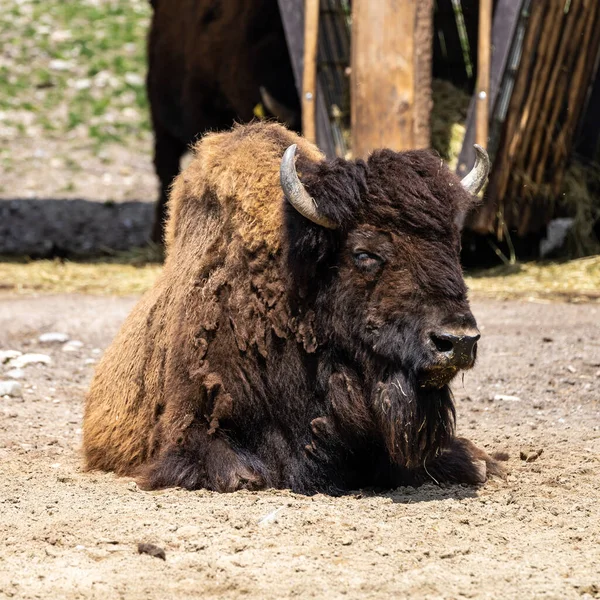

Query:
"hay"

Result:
[[466, 256, 600, 302], [560, 161, 600, 257], [430, 79, 470, 168], [0, 259, 162, 296]]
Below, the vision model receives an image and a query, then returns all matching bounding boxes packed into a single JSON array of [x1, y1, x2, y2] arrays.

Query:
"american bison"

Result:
[[84, 122, 502, 494], [146, 0, 299, 243]]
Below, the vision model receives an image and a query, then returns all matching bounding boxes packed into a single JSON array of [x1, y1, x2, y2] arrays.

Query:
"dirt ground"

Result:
[[0, 293, 599, 599]]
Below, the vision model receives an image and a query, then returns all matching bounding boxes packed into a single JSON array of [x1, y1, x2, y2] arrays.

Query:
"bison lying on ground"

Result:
[[84, 122, 502, 494], [146, 0, 299, 243]]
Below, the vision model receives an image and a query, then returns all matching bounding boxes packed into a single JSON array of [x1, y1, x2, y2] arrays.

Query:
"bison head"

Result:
[[281, 144, 489, 466]]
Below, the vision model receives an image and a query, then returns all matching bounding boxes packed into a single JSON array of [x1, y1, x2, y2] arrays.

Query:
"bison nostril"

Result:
[[430, 334, 454, 354], [430, 331, 481, 365]]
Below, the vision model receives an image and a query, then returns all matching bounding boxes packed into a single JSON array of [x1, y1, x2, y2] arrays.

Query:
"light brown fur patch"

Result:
[[166, 122, 323, 253]]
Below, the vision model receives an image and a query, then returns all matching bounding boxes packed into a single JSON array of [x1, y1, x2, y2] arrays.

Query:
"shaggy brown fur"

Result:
[[147, 0, 299, 243], [83, 122, 503, 494]]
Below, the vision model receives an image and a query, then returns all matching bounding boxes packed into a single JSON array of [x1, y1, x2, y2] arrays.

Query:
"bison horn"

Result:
[[260, 86, 298, 128], [460, 144, 491, 195], [280, 144, 337, 229]]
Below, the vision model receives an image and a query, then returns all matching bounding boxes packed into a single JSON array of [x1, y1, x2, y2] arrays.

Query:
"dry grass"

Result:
[[0, 259, 161, 296], [1, 256, 599, 301], [466, 255, 600, 302]]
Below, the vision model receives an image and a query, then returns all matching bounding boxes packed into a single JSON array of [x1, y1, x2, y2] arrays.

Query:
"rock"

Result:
[[0, 350, 22, 364], [12, 353, 52, 368], [493, 394, 521, 402], [137, 543, 166, 561], [125, 72, 144, 87], [0, 381, 23, 397], [39, 332, 70, 344], [520, 448, 543, 462], [49, 59, 74, 72], [62, 340, 84, 352], [5, 369, 25, 379], [539, 217, 573, 257]]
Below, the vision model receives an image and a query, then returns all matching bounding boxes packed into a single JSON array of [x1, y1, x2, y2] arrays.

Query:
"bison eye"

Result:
[[353, 251, 383, 271]]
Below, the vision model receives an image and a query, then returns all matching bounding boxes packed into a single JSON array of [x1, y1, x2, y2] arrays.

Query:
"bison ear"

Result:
[[279, 145, 366, 231]]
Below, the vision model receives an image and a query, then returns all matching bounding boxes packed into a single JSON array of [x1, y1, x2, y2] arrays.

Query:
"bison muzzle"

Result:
[[83, 122, 503, 494]]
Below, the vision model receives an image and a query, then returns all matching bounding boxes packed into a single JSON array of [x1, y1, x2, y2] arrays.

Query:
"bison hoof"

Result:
[[457, 437, 508, 483], [138, 436, 266, 492], [424, 437, 507, 486]]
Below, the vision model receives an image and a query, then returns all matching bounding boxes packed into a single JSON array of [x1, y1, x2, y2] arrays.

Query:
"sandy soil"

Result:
[[0, 294, 599, 599]]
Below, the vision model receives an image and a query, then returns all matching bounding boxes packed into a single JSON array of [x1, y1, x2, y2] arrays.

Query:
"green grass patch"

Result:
[[0, 0, 152, 147]]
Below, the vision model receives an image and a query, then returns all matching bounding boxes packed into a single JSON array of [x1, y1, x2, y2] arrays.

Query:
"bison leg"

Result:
[[150, 123, 186, 244], [420, 437, 507, 485], [137, 427, 266, 492]]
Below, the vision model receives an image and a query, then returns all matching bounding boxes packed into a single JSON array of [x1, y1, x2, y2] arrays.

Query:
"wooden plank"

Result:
[[457, 0, 524, 178], [276, 0, 304, 93], [470, 0, 543, 233], [351, 0, 433, 158], [302, 0, 320, 142], [476, 0, 493, 147], [276, 0, 337, 157]]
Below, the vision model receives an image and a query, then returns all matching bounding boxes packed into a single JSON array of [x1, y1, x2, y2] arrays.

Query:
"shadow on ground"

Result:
[[0, 198, 154, 257]]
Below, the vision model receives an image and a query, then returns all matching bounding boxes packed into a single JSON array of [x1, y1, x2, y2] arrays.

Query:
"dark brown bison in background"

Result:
[[84, 122, 502, 494], [147, 0, 299, 243]]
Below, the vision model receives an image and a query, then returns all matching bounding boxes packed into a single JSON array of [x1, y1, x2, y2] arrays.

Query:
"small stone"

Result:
[[5, 368, 25, 379], [125, 72, 144, 86], [137, 543, 166, 561], [493, 394, 521, 402], [62, 340, 84, 352], [73, 78, 91, 90], [84, 358, 96, 365], [49, 59, 73, 71], [12, 353, 52, 368], [0, 381, 23, 397], [39, 332, 70, 344], [0, 350, 22, 364]]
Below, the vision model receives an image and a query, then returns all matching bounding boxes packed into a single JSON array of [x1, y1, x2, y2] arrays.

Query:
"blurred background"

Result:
[[0, 0, 599, 297]]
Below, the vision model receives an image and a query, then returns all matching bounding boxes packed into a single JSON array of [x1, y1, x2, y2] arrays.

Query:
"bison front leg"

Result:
[[137, 426, 266, 492], [421, 437, 507, 485], [150, 121, 186, 244]]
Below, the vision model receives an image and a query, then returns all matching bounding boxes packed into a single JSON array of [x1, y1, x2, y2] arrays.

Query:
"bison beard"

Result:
[[83, 122, 503, 494]]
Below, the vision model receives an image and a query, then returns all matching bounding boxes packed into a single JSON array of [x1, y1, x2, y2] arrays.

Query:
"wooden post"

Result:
[[351, 0, 433, 159], [302, 0, 320, 143], [476, 0, 492, 148]]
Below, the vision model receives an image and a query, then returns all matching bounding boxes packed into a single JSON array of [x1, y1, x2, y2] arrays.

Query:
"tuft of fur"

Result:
[[83, 122, 503, 494]]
